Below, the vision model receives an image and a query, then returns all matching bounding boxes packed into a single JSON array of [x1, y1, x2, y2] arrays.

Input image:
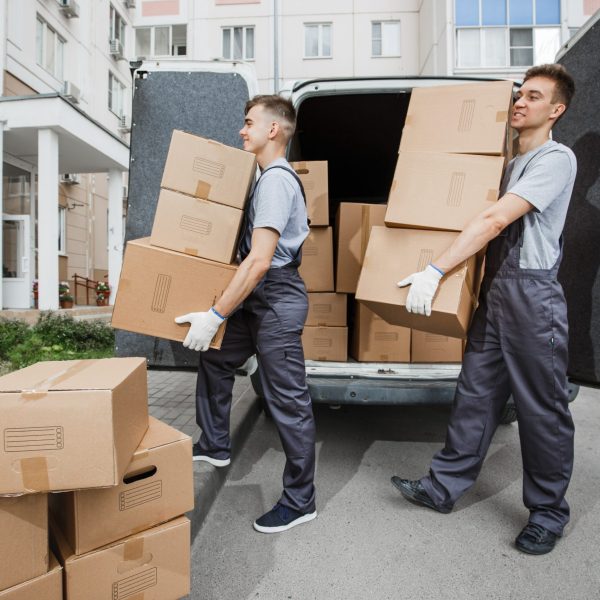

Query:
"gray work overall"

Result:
[[421, 164, 575, 535], [195, 166, 316, 514]]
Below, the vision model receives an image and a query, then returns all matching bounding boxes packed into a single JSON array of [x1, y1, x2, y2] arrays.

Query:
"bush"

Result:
[[34, 312, 114, 352], [0, 319, 31, 360]]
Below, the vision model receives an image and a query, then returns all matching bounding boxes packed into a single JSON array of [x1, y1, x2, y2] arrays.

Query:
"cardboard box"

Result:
[[356, 227, 478, 339], [161, 130, 256, 209], [302, 326, 348, 361], [411, 330, 463, 363], [298, 227, 334, 292], [53, 516, 190, 600], [385, 152, 505, 232], [290, 161, 329, 226], [0, 554, 62, 600], [351, 303, 411, 362], [0, 494, 48, 591], [335, 203, 386, 293], [0, 358, 149, 495], [150, 188, 244, 264], [112, 238, 237, 347], [52, 417, 194, 555], [399, 81, 513, 155], [306, 293, 347, 327]]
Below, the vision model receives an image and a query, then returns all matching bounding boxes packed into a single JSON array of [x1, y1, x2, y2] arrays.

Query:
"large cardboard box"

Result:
[[298, 227, 334, 292], [356, 227, 478, 339], [302, 326, 348, 361], [0, 358, 149, 495], [352, 303, 411, 362], [52, 417, 194, 555], [411, 330, 463, 363], [385, 152, 505, 232], [0, 494, 48, 591], [0, 554, 62, 600], [399, 81, 513, 155], [161, 130, 256, 209], [112, 238, 237, 347], [335, 203, 386, 293], [290, 161, 329, 226], [150, 188, 243, 264], [306, 293, 347, 327], [53, 516, 190, 600]]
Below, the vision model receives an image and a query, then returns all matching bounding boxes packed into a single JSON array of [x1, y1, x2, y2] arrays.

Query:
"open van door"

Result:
[[115, 61, 258, 367], [555, 11, 600, 388]]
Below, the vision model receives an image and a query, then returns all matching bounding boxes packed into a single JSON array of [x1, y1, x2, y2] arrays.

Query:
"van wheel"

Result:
[[250, 369, 272, 419], [500, 403, 517, 425]]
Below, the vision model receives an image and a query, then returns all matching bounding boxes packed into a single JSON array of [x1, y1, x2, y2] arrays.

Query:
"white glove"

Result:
[[397, 264, 444, 316], [174, 308, 224, 352]]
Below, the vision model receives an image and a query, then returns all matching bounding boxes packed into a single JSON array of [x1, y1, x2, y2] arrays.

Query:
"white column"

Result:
[[38, 129, 59, 311], [107, 169, 123, 305], [0, 121, 4, 309]]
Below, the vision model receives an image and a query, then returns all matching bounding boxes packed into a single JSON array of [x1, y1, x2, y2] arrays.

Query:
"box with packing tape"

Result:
[[161, 130, 256, 209], [298, 227, 334, 292], [302, 326, 348, 362], [52, 516, 190, 600], [335, 203, 386, 293], [0, 358, 148, 495], [411, 329, 464, 363], [290, 161, 329, 226], [0, 494, 48, 591], [306, 293, 347, 327], [352, 303, 411, 363], [0, 554, 62, 600], [356, 227, 479, 339], [399, 80, 514, 156], [150, 188, 244, 264], [111, 238, 237, 347], [51, 417, 194, 555], [385, 152, 505, 232]]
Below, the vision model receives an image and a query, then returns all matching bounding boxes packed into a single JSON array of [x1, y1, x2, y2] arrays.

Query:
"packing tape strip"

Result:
[[124, 537, 145, 561], [20, 456, 50, 492], [486, 189, 498, 203], [404, 115, 414, 126], [183, 248, 199, 256], [21, 359, 98, 400], [496, 110, 508, 122], [195, 180, 211, 199], [132, 447, 150, 461]]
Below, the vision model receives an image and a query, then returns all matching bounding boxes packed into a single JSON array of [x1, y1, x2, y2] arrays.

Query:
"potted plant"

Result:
[[96, 281, 110, 306], [59, 281, 74, 309]]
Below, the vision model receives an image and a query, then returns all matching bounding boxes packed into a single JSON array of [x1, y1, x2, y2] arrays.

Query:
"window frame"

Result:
[[35, 16, 66, 81], [108, 71, 126, 118], [109, 4, 126, 44], [371, 20, 402, 58], [58, 206, 67, 256], [303, 22, 332, 59], [221, 25, 255, 61], [135, 24, 187, 58]]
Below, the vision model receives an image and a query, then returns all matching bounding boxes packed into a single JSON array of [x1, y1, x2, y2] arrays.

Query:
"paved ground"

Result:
[[189, 384, 600, 600]]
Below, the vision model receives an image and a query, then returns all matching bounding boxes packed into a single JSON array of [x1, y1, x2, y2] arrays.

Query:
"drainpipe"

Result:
[[273, 0, 279, 93]]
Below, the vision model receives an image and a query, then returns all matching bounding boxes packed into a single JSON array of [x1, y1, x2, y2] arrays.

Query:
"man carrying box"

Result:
[[392, 64, 577, 555], [175, 96, 317, 534]]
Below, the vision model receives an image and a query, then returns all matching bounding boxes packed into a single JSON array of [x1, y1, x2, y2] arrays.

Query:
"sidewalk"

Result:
[[147, 368, 261, 538]]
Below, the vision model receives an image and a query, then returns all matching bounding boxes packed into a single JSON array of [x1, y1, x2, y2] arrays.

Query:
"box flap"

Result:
[[133, 417, 190, 455], [0, 357, 146, 393]]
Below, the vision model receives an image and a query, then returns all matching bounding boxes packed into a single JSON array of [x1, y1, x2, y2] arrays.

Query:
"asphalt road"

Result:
[[190, 385, 600, 600]]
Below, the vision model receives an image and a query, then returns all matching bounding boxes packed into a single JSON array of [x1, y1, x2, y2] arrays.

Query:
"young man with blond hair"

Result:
[[175, 95, 317, 533], [393, 64, 577, 555]]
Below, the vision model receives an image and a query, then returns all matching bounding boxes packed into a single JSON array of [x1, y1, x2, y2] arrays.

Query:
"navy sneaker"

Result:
[[253, 503, 317, 533], [515, 522, 558, 555], [390, 476, 452, 514], [192, 443, 230, 467]]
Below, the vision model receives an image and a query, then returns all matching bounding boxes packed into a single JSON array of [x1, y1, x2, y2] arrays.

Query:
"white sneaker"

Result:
[[192, 444, 230, 467]]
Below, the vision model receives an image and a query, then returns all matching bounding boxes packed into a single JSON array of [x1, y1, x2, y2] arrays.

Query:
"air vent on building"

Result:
[[110, 39, 124, 60], [62, 80, 81, 104], [125, 0, 136, 8], [60, 173, 81, 185], [118, 114, 131, 134], [58, 0, 80, 18]]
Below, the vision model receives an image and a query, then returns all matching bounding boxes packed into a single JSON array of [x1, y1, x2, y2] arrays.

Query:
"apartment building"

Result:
[[1, 0, 598, 311]]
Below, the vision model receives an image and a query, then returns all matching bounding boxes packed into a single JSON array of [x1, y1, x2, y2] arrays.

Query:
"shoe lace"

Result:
[[522, 522, 549, 541]]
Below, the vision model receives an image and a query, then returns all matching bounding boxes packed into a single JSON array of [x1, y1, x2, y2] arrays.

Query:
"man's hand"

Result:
[[397, 264, 444, 316], [174, 308, 224, 351]]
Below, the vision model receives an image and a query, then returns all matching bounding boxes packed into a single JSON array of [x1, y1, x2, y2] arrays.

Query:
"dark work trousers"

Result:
[[421, 217, 575, 536], [195, 265, 316, 514]]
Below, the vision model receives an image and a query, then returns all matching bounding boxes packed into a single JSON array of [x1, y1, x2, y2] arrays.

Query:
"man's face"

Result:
[[239, 105, 272, 154], [511, 76, 564, 132]]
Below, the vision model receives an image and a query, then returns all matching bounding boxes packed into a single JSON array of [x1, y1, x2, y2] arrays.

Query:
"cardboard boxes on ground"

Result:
[[0, 555, 62, 600]]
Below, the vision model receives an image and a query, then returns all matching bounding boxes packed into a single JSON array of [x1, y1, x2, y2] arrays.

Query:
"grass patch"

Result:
[[0, 313, 115, 373]]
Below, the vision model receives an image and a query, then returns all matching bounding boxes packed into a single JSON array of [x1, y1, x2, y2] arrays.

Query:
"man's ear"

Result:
[[268, 121, 280, 140], [550, 103, 566, 121]]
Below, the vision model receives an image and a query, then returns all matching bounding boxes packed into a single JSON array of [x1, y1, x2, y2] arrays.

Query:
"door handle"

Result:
[[22, 256, 29, 273]]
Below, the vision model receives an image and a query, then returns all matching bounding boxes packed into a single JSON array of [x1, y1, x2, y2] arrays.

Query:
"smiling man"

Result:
[[392, 64, 577, 555], [175, 95, 317, 534]]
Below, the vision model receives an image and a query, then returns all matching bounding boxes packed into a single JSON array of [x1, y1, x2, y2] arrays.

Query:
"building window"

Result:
[[58, 206, 66, 255], [372, 21, 401, 57], [110, 4, 126, 44], [135, 25, 187, 57], [36, 16, 65, 80], [455, 0, 561, 68], [304, 23, 332, 58], [108, 71, 125, 117], [222, 26, 254, 60]]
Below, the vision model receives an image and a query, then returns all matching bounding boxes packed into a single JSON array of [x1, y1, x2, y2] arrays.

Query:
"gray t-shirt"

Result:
[[501, 140, 577, 270], [240, 157, 309, 268]]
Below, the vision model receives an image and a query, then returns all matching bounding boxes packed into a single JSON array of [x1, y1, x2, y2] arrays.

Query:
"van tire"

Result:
[[499, 403, 517, 425]]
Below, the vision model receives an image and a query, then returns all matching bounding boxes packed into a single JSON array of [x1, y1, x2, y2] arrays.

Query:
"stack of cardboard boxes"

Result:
[[293, 161, 350, 361], [0, 357, 193, 599], [112, 130, 257, 347], [357, 81, 514, 360]]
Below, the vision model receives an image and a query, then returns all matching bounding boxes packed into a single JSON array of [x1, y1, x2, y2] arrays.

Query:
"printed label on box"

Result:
[[5, 426, 64, 452]]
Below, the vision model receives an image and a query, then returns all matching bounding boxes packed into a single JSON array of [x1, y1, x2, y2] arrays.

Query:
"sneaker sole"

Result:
[[253, 511, 317, 534], [193, 455, 231, 467], [515, 541, 556, 555], [390, 477, 452, 514]]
